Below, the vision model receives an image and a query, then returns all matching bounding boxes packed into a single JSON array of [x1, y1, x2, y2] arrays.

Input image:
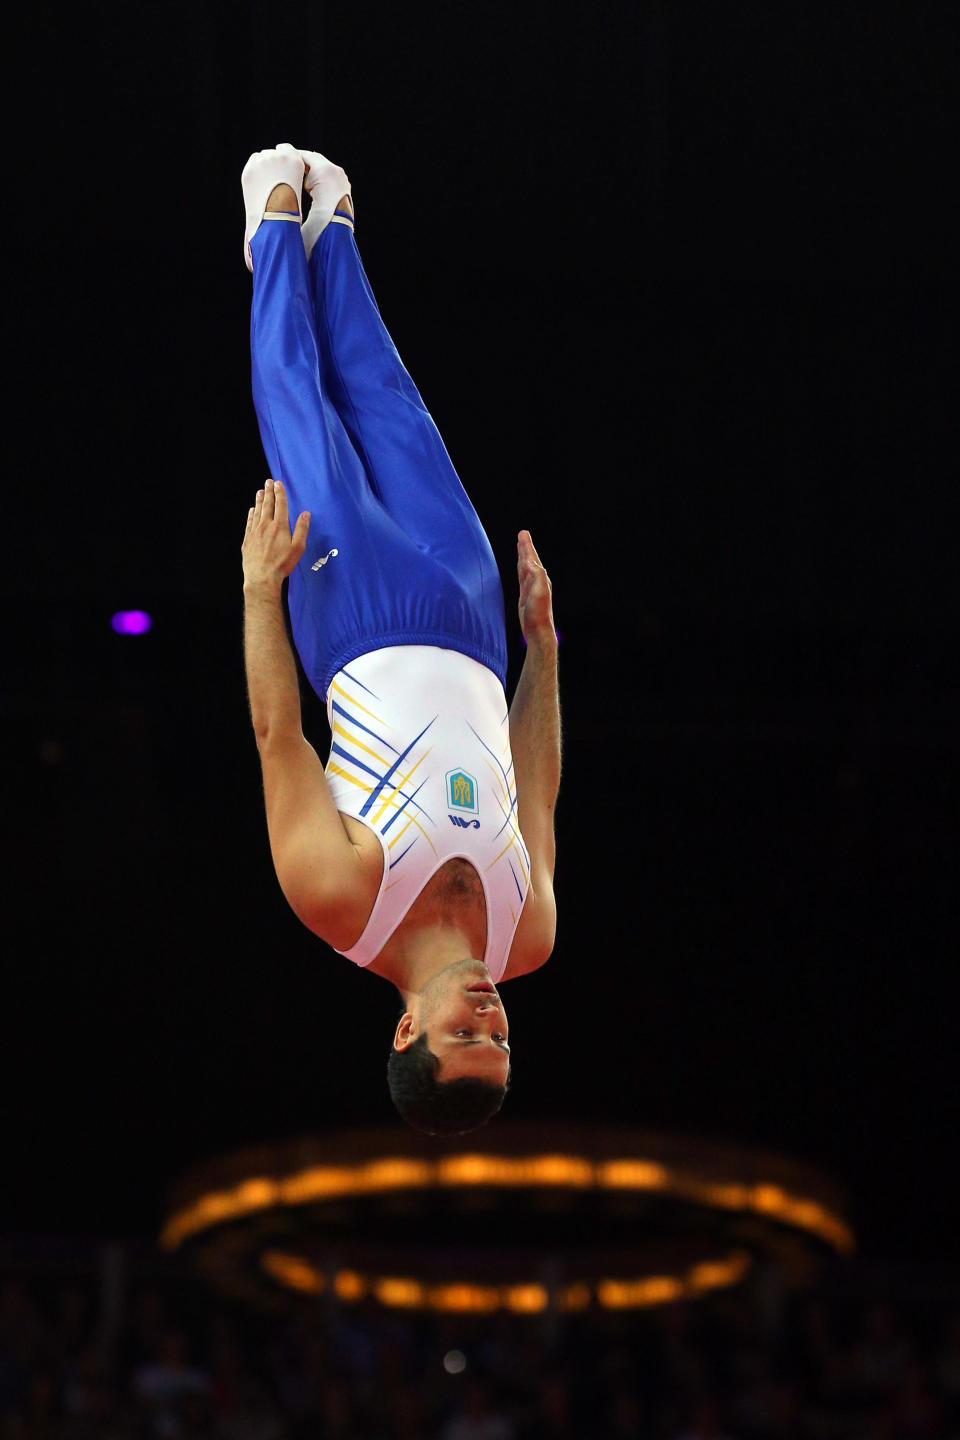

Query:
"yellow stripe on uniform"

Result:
[[330, 680, 388, 730], [485, 828, 530, 882], [487, 833, 520, 872], [326, 762, 374, 796], [482, 756, 508, 805], [386, 807, 438, 858], [332, 721, 393, 771], [329, 760, 436, 859], [372, 747, 433, 826], [332, 758, 436, 856], [489, 786, 526, 858]]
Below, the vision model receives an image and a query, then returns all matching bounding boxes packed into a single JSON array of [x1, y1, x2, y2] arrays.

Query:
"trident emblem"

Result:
[[311, 548, 339, 572]]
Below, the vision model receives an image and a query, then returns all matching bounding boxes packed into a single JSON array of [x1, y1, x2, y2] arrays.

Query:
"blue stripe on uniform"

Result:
[[340, 668, 381, 702], [467, 721, 518, 825], [381, 777, 432, 835], [360, 718, 437, 818], [330, 742, 386, 786], [508, 859, 526, 905], [331, 699, 399, 754], [389, 838, 418, 869]]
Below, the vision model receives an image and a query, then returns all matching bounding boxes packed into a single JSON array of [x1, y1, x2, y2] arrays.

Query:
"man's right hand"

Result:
[[242, 478, 310, 587]]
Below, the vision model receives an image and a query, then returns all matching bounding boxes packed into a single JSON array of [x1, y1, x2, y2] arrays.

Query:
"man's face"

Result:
[[415, 960, 510, 1085]]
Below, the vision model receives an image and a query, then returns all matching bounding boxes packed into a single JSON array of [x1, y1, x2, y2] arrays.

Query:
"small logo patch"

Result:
[[446, 768, 478, 814], [449, 814, 481, 830], [311, 548, 339, 572]]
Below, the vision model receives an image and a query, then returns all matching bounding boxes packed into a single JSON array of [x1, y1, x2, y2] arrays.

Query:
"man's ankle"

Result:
[[267, 183, 299, 212]]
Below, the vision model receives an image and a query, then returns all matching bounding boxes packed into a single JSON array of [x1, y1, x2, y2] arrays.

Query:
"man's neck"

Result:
[[366, 858, 488, 990], [370, 922, 480, 999]]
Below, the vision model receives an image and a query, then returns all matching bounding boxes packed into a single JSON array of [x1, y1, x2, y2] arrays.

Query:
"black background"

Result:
[[5, 2, 959, 1259]]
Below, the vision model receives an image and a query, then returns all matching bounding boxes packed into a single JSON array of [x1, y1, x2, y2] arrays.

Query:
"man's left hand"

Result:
[[517, 530, 555, 645]]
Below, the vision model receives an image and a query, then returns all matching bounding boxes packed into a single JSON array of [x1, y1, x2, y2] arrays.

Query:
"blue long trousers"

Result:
[[249, 217, 508, 702]]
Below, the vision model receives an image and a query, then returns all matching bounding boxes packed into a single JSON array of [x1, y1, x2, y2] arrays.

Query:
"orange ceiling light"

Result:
[[256, 1249, 753, 1314], [163, 1124, 853, 1313], [163, 1152, 853, 1257], [260, 1250, 325, 1295]]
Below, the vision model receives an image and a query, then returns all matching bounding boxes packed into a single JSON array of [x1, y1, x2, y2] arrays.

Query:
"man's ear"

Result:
[[393, 1012, 416, 1052]]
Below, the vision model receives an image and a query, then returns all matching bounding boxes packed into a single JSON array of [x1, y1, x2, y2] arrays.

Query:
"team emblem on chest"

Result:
[[446, 768, 479, 815]]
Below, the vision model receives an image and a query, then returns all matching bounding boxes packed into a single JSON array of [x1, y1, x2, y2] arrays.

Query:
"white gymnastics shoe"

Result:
[[240, 142, 305, 272], [299, 149, 353, 261]]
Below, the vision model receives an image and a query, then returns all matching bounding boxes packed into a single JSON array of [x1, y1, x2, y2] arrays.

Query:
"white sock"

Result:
[[299, 149, 353, 261], [240, 143, 305, 272]]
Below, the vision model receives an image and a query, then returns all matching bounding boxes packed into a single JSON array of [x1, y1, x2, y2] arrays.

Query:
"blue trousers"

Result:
[[249, 218, 508, 701]]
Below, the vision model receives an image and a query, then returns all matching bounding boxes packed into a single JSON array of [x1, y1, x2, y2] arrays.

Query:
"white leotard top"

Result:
[[324, 646, 530, 981]]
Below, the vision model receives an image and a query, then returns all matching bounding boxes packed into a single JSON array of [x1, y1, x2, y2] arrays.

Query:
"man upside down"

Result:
[[240, 143, 560, 1135]]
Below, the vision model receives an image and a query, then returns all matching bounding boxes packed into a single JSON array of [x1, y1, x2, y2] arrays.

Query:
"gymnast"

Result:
[[240, 144, 560, 1135]]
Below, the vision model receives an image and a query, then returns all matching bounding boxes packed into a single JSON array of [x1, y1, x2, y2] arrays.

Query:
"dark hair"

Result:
[[386, 1033, 510, 1136]]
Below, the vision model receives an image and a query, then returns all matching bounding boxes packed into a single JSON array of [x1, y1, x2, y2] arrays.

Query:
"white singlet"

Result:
[[324, 646, 530, 981]]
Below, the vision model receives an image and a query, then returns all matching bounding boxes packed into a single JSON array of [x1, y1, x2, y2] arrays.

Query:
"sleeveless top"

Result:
[[324, 646, 530, 981]]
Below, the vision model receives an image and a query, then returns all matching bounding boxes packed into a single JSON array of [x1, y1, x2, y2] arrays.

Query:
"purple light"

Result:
[[111, 610, 153, 635]]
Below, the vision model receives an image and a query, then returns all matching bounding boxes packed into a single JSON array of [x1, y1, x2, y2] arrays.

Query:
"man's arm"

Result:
[[242, 479, 372, 946], [505, 530, 560, 976]]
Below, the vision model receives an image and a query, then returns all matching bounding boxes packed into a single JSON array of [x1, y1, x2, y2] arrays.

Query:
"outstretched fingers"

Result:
[[518, 529, 545, 577], [271, 478, 288, 527], [290, 508, 311, 562], [273, 480, 310, 554]]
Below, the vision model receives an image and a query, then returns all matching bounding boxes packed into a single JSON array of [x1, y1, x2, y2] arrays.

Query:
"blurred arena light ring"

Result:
[[162, 1122, 853, 1313]]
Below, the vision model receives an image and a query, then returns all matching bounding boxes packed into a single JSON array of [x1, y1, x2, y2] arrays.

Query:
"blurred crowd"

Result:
[[2, 1253, 960, 1439]]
